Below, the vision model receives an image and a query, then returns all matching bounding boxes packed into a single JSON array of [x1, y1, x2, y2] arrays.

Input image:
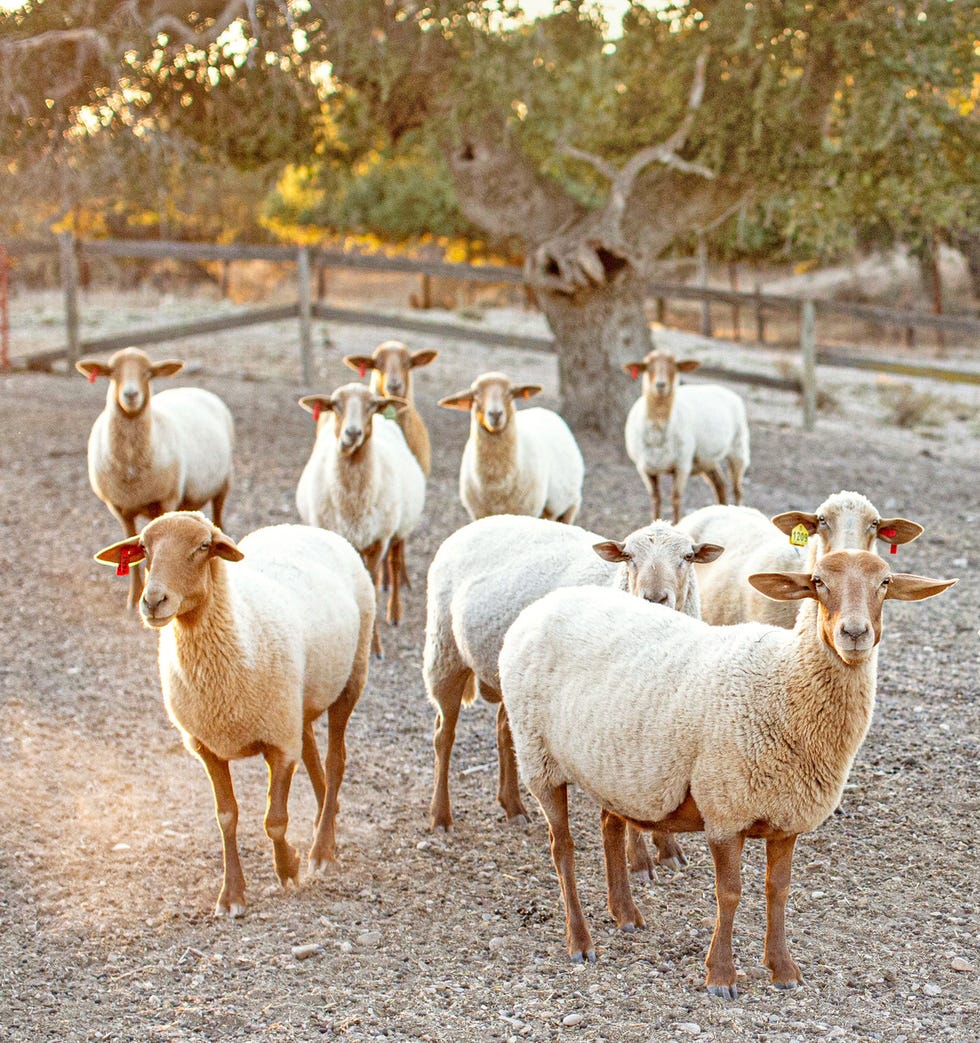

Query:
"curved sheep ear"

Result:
[[94, 535, 145, 568], [876, 518, 923, 546], [622, 360, 647, 380], [884, 574, 956, 602], [438, 391, 475, 411], [76, 359, 111, 381], [410, 349, 439, 368], [342, 354, 376, 376], [298, 395, 334, 416], [771, 511, 819, 537], [150, 360, 184, 379], [593, 540, 629, 563], [692, 542, 725, 564], [677, 359, 701, 373], [210, 533, 245, 563], [747, 571, 816, 602], [511, 384, 542, 401]]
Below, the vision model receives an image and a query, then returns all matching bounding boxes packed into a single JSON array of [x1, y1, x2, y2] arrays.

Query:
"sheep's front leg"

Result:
[[532, 781, 594, 963], [763, 833, 804, 989], [495, 702, 530, 825], [195, 742, 246, 917], [641, 472, 661, 521], [703, 465, 729, 506], [309, 686, 358, 871], [601, 809, 645, 932], [263, 747, 300, 887], [670, 467, 690, 524], [360, 540, 386, 657], [385, 537, 404, 625], [705, 833, 745, 998]]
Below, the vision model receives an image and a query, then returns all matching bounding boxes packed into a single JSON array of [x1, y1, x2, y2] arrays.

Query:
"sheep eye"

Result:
[[880, 576, 891, 588], [817, 515, 827, 526], [812, 576, 824, 587], [683, 552, 695, 562], [199, 541, 211, 553], [870, 519, 880, 530]]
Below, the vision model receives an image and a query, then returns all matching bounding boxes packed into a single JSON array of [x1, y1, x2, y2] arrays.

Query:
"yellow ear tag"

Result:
[[789, 524, 809, 547]]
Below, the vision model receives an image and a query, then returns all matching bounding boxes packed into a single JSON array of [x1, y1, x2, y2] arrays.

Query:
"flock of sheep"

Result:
[[78, 339, 955, 1000]]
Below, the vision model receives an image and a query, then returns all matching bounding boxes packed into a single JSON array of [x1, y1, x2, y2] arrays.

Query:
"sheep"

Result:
[[623, 350, 749, 523], [342, 340, 438, 477], [77, 347, 235, 609], [438, 371, 584, 524], [94, 511, 376, 917], [423, 513, 723, 878], [295, 382, 425, 656], [499, 550, 955, 994], [678, 491, 924, 627]]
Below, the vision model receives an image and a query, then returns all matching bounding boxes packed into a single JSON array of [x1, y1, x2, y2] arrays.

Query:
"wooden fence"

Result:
[[3, 234, 979, 430]]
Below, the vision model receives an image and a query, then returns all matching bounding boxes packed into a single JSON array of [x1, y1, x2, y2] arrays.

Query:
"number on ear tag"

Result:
[[789, 524, 809, 547]]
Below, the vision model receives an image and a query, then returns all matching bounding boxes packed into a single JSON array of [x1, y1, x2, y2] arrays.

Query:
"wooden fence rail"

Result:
[[3, 235, 978, 429]]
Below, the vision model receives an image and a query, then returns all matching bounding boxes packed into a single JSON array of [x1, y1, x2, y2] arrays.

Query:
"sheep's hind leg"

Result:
[[263, 747, 301, 887], [641, 472, 661, 521], [211, 481, 230, 531], [703, 465, 729, 506], [602, 810, 645, 932], [428, 667, 469, 832], [626, 828, 687, 881], [531, 780, 594, 963], [728, 456, 745, 506], [652, 830, 688, 871], [385, 537, 405, 625], [302, 721, 326, 818], [360, 540, 386, 658], [705, 833, 745, 999], [493, 700, 530, 825], [309, 684, 359, 872], [762, 833, 804, 990], [195, 741, 247, 917]]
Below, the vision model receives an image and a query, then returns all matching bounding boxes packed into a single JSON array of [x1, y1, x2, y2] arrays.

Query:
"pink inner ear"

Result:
[[312, 402, 321, 422], [88, 371, 97, 384], [630, 365, 639, 381]]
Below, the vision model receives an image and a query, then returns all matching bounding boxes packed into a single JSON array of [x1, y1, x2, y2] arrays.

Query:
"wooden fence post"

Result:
[[800, 298, 817, 431], [754, 283, 766, 344], [297, 246, 313, 385], [697, 236, 712, 337], [59, 231, 81, 367]]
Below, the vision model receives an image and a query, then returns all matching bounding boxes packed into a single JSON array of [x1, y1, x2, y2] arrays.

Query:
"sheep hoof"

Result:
[[773, 980, 801, 992], [660, 856, 682, 872], [506, 813, 530, 828], [570, 949, 596, 965], [619, 922, 636, 935], [631, 868, 653, 885], [432, 823, 453, 834], [707, 983, 738, 1000], [215, 902, 246, 919]]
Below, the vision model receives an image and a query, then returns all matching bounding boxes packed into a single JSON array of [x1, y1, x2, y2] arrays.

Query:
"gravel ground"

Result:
[[1, 292, 977, 1042]]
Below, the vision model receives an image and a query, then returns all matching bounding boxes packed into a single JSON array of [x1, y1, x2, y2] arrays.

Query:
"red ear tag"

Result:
[[879, 527, 898, 554], [358, 363, 367, 378], [630, 365, 639, 381], [88, 371, 97, 384], [116, 544, 138, 577], [312, 402, 322, 422]]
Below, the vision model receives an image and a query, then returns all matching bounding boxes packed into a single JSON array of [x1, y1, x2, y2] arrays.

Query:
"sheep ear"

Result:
[[511, 384, 542, 401], [693, 542, 725, 564], [94, 535, 145, 568], [438, 392, 475, 411], [298, 395, 334, 415], [150, 360, 184, 379], [76, 359, 110, 381], [885, 574, 956, 602], [876, 518, 923, 546], [343, 355, 376, 375], [771, 511, 819, 537], [593, 540, 629, 563], [211, 533, 244, 562], [677, 359, 701, 373], [410, 349, 439, 368], [747, 571, 816, 602]]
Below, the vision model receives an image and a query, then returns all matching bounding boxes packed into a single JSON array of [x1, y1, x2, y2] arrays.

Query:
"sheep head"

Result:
[[299, 383, 406, 455], [438, 371, 541, 434], [771, 491, 923, 556], [77, 347, 184, 417], [343, 340, 438, 398], [622, 351, 700, 402]]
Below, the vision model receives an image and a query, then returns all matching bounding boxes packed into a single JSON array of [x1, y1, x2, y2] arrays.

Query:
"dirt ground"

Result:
[[1, 294, 978, 1042]]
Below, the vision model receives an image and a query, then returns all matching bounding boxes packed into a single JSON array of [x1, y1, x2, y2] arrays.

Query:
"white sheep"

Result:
[[343, 340, 438, 476], [423, 513, 723, 876], [499, 551, 955, 994], [94, 511, 376, 917], [438, 371, 584, 523], [77, 347, 235, 609], [623, 350, 749, 522], [295, 382, 425, 656], [678, 492, 924, 627]]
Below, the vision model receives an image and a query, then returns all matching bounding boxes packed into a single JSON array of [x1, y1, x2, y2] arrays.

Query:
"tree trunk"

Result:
[[537, 268, 651, 438]]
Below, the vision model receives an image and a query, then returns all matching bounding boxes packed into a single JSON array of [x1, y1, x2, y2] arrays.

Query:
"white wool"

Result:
[[459, 407, 584, 522], [499, 585, 877, 842], [296, 414, 425, 552]]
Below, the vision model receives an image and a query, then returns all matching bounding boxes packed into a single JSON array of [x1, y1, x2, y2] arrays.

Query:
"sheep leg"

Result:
[[762, 833, 804, 989], [386, 538, 404, 625], [195, 742, 246, 917], [360, 541, 386, 658], [111, 509, 143, 609], [703, 465, 729, 506], [301, 720, 326, 817], [652, 830, 688, 871], [625, 827, 656, 881], [670, 468, 690, 524], [309, 686, 358, 872], [641, 472, 661, 521], [211, 481, 230, 531], [555, 506, 578, 524], [727, 457, 745, 506], [705, 833, 745, 998], [601, 809, 645, 932], [429, 668, 468, 832], [495, 702, 530, 825], [262, 747, 301, 887], [532, 781, 594, 963]]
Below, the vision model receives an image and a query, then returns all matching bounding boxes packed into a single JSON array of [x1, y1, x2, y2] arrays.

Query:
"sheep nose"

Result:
[[645, 591, 672, 606], [653, 380, 668, 394], [343, 426, 362, 443], [841, 620, 871, 641], [122, 388, 140, 407], [141, 586, 168, 613], [386, 379, 404, 395], [486, 409, 504, 427]]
